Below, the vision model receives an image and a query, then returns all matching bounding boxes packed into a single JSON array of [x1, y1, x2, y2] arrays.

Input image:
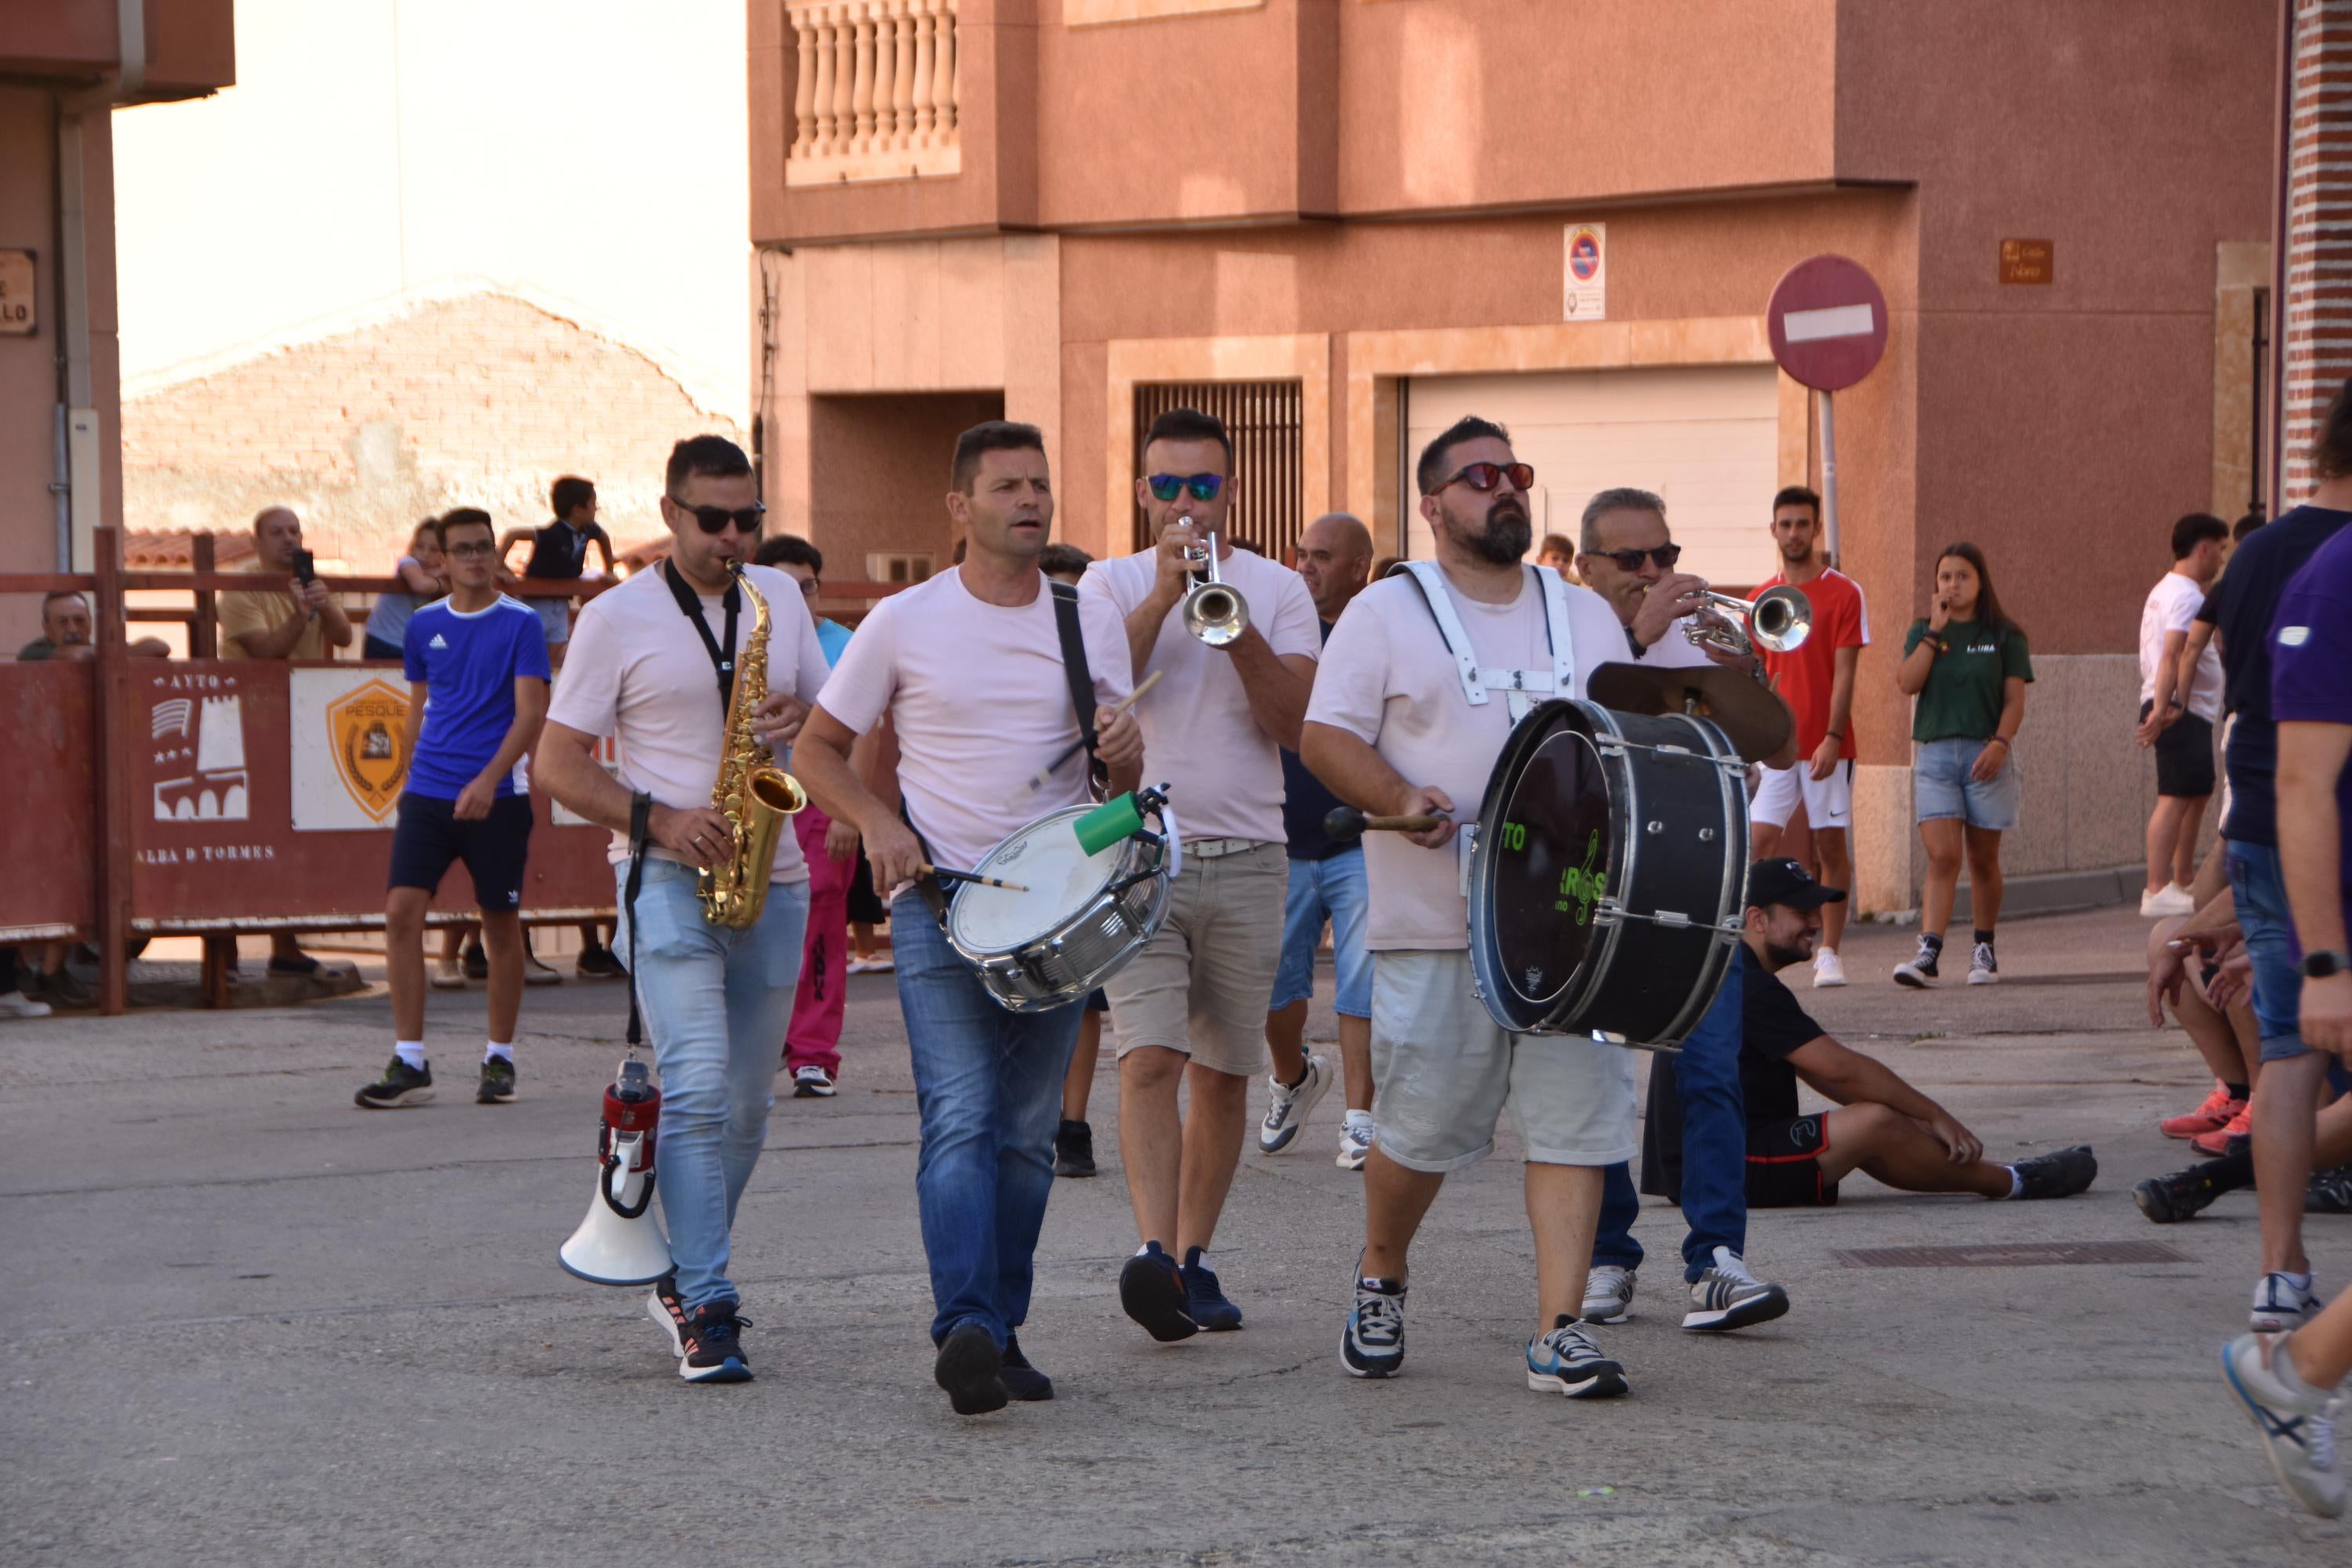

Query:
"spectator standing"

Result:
[[1891, 543, 2031, 989], [498, 475, 615, 656], [1750, 484, 1870, 987], [1534, 532, 1581, 584], [2133, 513, 2229, 917], [362, 519, 448, 661], [17, 589, 169, 662]]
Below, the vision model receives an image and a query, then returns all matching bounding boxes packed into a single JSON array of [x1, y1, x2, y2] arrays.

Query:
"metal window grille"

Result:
[[1131, 381, 1305, 560]]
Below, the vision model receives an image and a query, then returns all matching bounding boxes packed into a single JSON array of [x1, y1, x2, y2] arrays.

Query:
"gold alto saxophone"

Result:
[[699, 561, 808, 929]]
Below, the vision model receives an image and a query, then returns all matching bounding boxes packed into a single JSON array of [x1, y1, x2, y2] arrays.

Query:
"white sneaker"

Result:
[[429, 961, 466, 990], [1337, 1113, 1374, 1171], [0, 989, 52, 1019], [2252, 1271, 2327, 1334], [1581, 1264, 1637, 1323], [1259, 1054, 1332, 1153], [2223, 1332, 2346, 1519], [1966, 942, 1998, 985], [1683, 1247, 1791, 1331], [1811, 949, 1847, 988], [2140, 883, 2197, 918]]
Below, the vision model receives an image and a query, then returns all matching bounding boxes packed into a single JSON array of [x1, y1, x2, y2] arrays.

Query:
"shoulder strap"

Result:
[[1050, 580, 1107, 786], [1536, 566, 1576, 699], [1399, 561, 1486, 706]]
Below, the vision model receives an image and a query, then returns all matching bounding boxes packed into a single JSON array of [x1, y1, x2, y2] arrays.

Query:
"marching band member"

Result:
[[537, 436, 832, 1385], [1079, 408, 1321, 1340], [1300, 416, 1644, 1398], [793, 421, 1143, 1417]]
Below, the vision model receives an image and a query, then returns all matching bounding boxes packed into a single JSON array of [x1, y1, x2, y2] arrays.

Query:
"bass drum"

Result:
[[1467, 699, 1748, 1048]]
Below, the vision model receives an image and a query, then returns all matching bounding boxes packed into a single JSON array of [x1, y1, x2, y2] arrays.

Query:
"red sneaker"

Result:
[[2190, 1104, 2254, 1158], [2160, 1083, 2242, 1140]]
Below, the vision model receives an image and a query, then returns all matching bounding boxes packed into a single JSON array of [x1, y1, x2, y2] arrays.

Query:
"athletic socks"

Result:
[[394, 1040, 426, 1069], [1972, 929, 1994, 949], [2005, 1167, 2024, 1200], [485, 1041, 514, 1064], [2223, 1081, 2251, 1102], [1921, 933, 1944, 958]]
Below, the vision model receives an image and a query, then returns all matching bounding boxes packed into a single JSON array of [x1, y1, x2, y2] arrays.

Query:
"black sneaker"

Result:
[[1342, 1275, 1406, 1378], [1000, 1333, 1054, 1402], [2014, 1145, 2098, 1200], [477, 1057, 517, 1104], [1892, 938, 1941, 989], [354, 1056, 434, 1109], [1180, 1247, 1243, 1331], [2308, 1166, 2352, 1215], [934, 1321, 1007, 1414], [1118, 1241, 1198, 1342], [463, 943, 488, 982], [576, 943, 625, 978], [28, 964, 93, 1008], [646, 1282, 753, 1384], [2136, 1167, 2227, 1224], [1054, 1119, 1097, 1178]]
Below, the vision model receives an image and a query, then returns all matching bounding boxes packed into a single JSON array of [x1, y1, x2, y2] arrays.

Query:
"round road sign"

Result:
[[1767, 255, 1889, 393]]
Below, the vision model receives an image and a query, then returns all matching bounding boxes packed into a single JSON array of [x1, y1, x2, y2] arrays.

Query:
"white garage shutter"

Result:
[[1404, 365, 1782, 589]]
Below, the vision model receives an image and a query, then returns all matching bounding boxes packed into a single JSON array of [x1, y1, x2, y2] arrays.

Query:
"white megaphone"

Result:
[[559, 1057, 673, 1287]]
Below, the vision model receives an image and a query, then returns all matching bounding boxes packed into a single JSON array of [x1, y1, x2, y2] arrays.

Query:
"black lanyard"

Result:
[[662, 560, 741, 714]]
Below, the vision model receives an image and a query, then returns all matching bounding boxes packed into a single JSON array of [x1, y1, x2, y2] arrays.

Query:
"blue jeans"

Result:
[[2228, 840, 2307, 1062], [615, 858, 809, 1312], [1594, 956, 1746, 1283], [1270, 846, 1374, 1018], [893, 890, 1086, 1348]]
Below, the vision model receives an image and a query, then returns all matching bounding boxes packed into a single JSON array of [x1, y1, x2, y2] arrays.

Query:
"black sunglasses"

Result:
[[1147, 473, 1225, 503], [1596, 544, 1682, 572], [1432, 461, 1534, 495], [669, 498, 767, 535]]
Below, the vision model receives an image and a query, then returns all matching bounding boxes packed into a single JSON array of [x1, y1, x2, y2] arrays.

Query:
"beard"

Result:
[[1461, 500, 1533, 566], [1763, 935, 1817, 971], [1779, 538, 1813, 563]]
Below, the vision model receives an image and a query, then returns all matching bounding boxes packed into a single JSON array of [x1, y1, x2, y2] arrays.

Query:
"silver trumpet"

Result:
[[1682, 583, 1812, 658], [1178, 515, 1249, 647]]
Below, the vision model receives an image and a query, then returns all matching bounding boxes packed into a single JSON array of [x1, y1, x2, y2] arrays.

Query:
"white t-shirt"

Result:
[[1305, 566, 1632, 950], [815, 568, 1134, 874], [546, 562, 833, 881], [2139, 571, 2223, 721], [1080, 545, 1320, 844]]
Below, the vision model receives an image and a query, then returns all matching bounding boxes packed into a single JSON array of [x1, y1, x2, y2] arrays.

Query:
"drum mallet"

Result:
[[921, 863, 1029, 892], [1022, 670, 1166, 795], [1323, 805, 1451, 839]]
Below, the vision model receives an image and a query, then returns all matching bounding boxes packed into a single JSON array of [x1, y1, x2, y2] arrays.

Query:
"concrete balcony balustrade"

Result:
[[786, 0, 960, 187]]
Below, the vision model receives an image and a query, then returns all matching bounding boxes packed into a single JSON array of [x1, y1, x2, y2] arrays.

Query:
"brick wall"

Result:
[[120, 292, 745, 570], [2281, 0, 2352, 499]]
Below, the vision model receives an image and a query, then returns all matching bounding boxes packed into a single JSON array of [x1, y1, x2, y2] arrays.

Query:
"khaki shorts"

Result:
[[1103, 841, 1287, 1080], [1370, 949, 1638, 1173]]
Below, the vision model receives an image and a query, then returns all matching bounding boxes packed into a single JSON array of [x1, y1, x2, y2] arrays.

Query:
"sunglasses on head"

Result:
[[1147, 473, 1225, 503], [669, 498, 767, 535], [1597, 544, 1682, 572], [1432, 461, 1535, 495]]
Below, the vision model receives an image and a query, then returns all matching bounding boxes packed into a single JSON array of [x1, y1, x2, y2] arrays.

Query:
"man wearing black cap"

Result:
[[1646, 858, 2098, 1207]]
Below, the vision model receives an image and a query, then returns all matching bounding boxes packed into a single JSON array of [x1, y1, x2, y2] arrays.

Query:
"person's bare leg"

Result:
[[2253, 1053, 2328, 1276], [2145, 795, 2188, 895], [478, 910, 524, 1046], [1338, 1014, 1374, 1113], [851, 922, 877, 964], [1751, 821, 1784, 861], [1816, 1104, 2013, 1197], [2151, 917, 2257, 1086], [1264, 999, 1308, 1087], [1119, 1045, 1187, 1245], [439, 925, 465, 964], [2285, 1289, 2352, 1391], [2228, 1002, 2264, 1090], [1061, 1010, 1102, 1122], [1176, 1063, 1250, 1254], [1814, 827, 1853, 951], [1526, 1162, 1605, 1333], [1360, 1147, 1445, 1281], [271, 931, 309, 965], [1918, 820, 1964, 940], [2172, 796, 2209, 889], [387, 888, 430, 1042], [1962, 826, 2005, 931]]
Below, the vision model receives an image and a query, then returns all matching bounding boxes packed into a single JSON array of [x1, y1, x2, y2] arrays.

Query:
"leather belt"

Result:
[[1184, 836, 1271, 860]]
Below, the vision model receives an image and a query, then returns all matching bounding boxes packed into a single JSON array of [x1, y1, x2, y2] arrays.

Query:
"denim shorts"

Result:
[[2227, 840, 2310, 1065], [1270, 847, 1373, 1019], [1913, 738, 2021, 831]]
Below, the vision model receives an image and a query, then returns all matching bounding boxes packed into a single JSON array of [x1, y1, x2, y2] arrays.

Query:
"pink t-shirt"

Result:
[[546, 562, 832, 881], [815, 568, 1134, 874], [1080, 544, 1320, 844], [1305, 567, 1631, 951]]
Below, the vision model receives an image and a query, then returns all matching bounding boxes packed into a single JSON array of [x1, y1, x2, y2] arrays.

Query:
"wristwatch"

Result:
[[2303, 950, 2352, 979]]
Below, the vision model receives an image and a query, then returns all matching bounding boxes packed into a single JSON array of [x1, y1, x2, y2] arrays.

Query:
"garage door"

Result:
[[1405, 365, 1782, 588]]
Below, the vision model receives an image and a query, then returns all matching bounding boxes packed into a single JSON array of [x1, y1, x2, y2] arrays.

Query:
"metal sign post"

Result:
[[1767, 256, 1889, 569]]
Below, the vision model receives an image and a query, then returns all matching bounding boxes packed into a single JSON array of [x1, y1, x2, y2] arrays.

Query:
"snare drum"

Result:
[[1466, 699, 1748, 1048], [946, 802, 1174, 1012]]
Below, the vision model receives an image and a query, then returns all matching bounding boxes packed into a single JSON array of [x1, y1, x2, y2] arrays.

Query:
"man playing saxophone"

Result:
[[539, 435, 834, 1385]]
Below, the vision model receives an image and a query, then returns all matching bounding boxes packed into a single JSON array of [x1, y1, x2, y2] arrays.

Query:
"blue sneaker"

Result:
[[1526, 1315, 1628, 1399], [1181, 1247, 1243, 1331], [1341, 1276, 1406, 1378], [1118, 1241, 1198, 1342]]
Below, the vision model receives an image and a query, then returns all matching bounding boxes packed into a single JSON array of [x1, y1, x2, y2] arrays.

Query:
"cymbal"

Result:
[[1586, 660, 1792, 763]]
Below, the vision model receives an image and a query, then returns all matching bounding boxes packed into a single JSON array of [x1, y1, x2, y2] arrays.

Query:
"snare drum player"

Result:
[[536, 436, 833, 1385], [794, 421, 1144, 1416], [1301, 416, 1646, 1396], [1577, 486, 1798, 1333], [1080, 408, 1319, 1341]]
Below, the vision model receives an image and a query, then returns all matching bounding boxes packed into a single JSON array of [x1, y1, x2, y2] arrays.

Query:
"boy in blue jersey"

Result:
[[356, 509, 553, 1108]]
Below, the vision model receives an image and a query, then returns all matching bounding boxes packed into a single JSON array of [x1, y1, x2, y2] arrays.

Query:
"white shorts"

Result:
[[1751, 758, 1853, 832], [1368, 949, 1638, 1173]]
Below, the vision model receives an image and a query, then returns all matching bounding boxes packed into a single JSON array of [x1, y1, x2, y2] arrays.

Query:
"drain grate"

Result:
[[1835, 1240, 2192, 1269]]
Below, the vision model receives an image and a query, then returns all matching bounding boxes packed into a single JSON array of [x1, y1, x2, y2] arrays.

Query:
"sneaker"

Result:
[[2222, 1332, 2346, 1518], [1341, 1275, 1406, 1378], [1180, 1247, 1243, 1332], [428, 960, 466, 991], [848, 953, 895, 975], [1054, 1119, 1097, 1178], [2252, 1272, 2327, 1334], [523, 951, 564, 986], [1811, 948, 1847, 988], [463, 944, 488, 981], [2161, 1082, 2245, 1141], [1682, 1247, 1790, 1331], [1526, 1316, 1628, 1399], [2013, 1145, 2097, 1199], [2309, 1167, 2352, 1215], [1336, 1115, 1374, 1171], [0, 989, 52, 1020], [576, 942, 625, 978], [999, 1333, 1053, 1402], [1581, 1264, 1637, 1324], [2140, 883, 2198, 918], [1965, 942, 1998, 985], [354, 1056, 434, 1109], [1117, 1242, 1198, 1342], [1892, 939, 1941, 988], [934, 1321, 1007, 1414], [477, 1056, 516, 1104], [2191, 1105, 2254, 1159], [792, 1065, 837, 1098], [646, 1289, 753, 1385], [1258, 1053, 1333, 1154], [2135, 1167, 2229, 1225]]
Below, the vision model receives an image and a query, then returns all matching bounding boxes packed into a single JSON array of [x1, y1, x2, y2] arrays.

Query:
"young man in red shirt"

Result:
[[1751, 485, 1870, 988]]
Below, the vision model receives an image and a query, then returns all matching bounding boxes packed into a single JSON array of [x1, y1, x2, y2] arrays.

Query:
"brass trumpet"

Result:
[[1682, 583, 1813, 658], [1177, 516, 1249, 647]]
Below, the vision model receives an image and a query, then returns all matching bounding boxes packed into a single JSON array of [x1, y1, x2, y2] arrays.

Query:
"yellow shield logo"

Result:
[[327, 678, 411, 822]]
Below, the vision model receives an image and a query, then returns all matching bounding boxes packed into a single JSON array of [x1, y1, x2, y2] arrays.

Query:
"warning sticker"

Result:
[[1563, 223, 1606, 321]]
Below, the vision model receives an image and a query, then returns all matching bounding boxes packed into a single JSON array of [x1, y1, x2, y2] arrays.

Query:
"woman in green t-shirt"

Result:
[[1893, 543, 2033, 989]]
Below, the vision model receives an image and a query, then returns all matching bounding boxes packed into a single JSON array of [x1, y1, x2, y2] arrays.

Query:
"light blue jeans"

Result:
[[615, 858, 809, 1312], [1270, 846, 1374, 1018]]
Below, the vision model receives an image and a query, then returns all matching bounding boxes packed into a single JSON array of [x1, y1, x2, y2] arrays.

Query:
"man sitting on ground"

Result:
[[1646, 858, 2098, 1207]]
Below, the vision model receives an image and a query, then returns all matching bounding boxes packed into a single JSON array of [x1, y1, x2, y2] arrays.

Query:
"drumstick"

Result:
[[1022, 670, 1167, 794], [1323, 805, 1451, 840], [921, 862, 1029, 893]]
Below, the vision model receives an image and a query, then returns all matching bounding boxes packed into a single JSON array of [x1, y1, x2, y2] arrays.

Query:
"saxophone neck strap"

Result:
[[662, 558, 742, 714], [622, 790, 652, 1052]]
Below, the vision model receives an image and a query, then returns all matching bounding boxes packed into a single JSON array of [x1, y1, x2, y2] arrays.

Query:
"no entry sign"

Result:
[[1767, 255, 1888, 393]]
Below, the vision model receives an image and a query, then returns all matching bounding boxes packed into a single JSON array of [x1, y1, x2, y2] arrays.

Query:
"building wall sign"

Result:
[[1999, 238, 2053, 285], [1563, 223, 1607, 320], [292, 670, 412, 829], [0, 250, 34, 336]]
